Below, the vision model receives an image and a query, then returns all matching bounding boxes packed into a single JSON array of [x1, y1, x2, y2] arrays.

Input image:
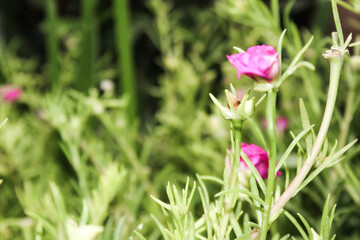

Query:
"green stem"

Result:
[[77, 0, 97, 91], [219, 121, 242, 239], [338, 70, 355, 148], [114, 0, 138, 123], [270, 0, 280, 28], [260, 89, 277, 240], [269, 54, 344, 221], [335, 63, 360, 203], [46, 0, 59, 88]]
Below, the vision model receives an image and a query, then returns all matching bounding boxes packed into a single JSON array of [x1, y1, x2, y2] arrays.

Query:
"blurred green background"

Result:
[[1, 0, 360, 239]]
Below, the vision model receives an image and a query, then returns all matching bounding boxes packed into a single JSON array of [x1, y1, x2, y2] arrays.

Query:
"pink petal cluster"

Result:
[[0, 85, 22, 102], [227, 45, 280, 82], [241, 142, 281, 179], [262, 116, 289, 134], [226, 142, 281, 179]]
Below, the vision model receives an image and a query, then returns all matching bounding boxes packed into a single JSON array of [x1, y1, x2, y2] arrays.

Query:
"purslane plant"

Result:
[[148, 1, 357, 239]]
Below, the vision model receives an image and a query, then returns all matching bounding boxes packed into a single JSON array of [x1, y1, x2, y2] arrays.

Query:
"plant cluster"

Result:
[[0, 0, 360, 239]]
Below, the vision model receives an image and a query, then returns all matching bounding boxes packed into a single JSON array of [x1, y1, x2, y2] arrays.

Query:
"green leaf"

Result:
[[277, 36, 314, 87], [183, 177, 190, 206], [134, 231, 147, 240], [283, 0, 296, 30], [336, 0, 354, 13], [35, 222, 43, 240], [279, 234, 291, 240], [326, 204, 337, 240], [243, 214, 251, 238], [318, 138, 329, 166], [320, 195, 331, 238], [113, 216, 126, 240], [297, 213, 312, 238], [25, 211, 57, 238], [284, 161, 290, 189], [233, 46, 245, 53], [284, 211, 309, 240], [255, 93, 267, 107], [189, 212, 195, 240], [196, 175, 213, 239], [198, 175, 223, 185], [349, 41, 360, 47], [49, 183, 67, 222], [215, 189, 266, 206], [289, 61, 316, 74], [299, 99, 313, 155], [166, 182, 176, 208], [172, 184, 182, 206], [277, 29, 287, 69], [276, 124, 315, 172], [150, 195, 171, 211], [230, 83, 237, 97], [289, 131, 305, 153], [240, 150, 266, 193], [0, 118, 8, 129], [250, 176, 262, 224], [151, 214, 171, 240], [328, 140, 338, 159], [186, 181, 197, 210], [297, 139, 357, 193], [331, 0, 344, 45], [230, 212, 243, 237]]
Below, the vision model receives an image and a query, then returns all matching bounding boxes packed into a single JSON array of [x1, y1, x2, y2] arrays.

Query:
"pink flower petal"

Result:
[[227, 45, 280, 82], [0, 85, 22, 102], [226, 142, 281, 179]]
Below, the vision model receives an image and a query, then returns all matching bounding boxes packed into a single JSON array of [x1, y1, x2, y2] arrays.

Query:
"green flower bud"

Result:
[[244, 97, 255, 117]]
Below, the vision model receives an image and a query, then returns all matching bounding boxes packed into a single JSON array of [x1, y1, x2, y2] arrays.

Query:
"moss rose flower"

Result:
[[0, 85, 22, 103], [227, 45, 280, 82], [226, 142, 281, 179], [240, 142, 281, 179]]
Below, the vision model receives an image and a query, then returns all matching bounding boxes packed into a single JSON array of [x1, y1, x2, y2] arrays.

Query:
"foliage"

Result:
[[0, 0, 360, 239]]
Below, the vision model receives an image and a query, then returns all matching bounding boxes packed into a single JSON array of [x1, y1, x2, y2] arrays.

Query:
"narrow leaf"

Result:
[[151, 214, 170, 240], [299, 99, 312, 155], [240, 150, 266, 193], [150, 195, 171, 210], [284, 211, 309, 240], [297, 213, 312, 238], [276, 124, 315, 172], [215, 189, 266, 206], [277, 29, 287, 69], [278, 36, 314, 86], [320, 195, 331, 237]]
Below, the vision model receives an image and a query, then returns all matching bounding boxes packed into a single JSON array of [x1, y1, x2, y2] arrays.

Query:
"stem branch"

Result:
[[260, 89, 277, 239], [269, 56, 344, 220], [220, 121, 242, 239]]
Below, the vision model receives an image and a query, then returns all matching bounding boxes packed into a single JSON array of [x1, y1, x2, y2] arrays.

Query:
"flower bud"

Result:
[[244, 97, 255, 117]]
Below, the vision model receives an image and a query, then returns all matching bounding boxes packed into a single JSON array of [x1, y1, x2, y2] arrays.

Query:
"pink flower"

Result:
[[226, 142, 281, 179], [227, 45, 280, 82], [0, 85, 22, 102], [262, 116, 289, 135]]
